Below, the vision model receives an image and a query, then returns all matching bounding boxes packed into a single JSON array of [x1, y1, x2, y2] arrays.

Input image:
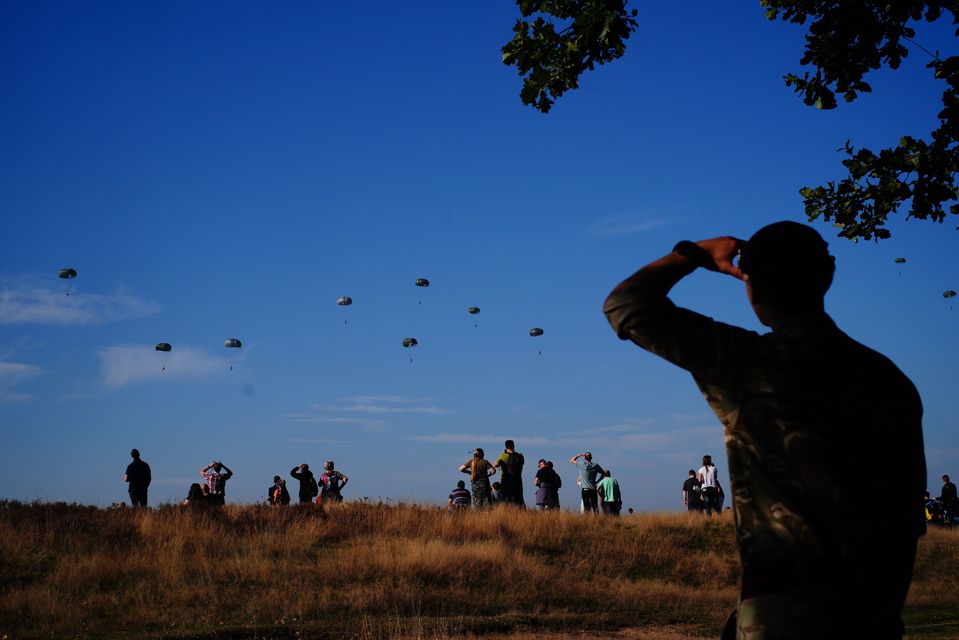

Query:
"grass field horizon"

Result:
[[2, 500, 958, 639]]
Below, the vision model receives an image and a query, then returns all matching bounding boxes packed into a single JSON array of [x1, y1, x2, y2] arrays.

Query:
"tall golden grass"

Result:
[[0, 501, 956, 639]]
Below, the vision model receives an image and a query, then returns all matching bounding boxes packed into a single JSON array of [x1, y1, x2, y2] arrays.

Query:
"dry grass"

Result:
[[0, 501, 956, 639]]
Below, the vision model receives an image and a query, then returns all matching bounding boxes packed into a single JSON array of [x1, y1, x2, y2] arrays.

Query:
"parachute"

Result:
[[58, 268, 77, 296], [414, 279, 430, 287], [528, 328, 544, 337], [468, 307, 480, 315], [337, 296, 352, 306], [402, 337, 418, 348], [894, 258, 906, 264], [224, 338, 241, 371], [155, 343, 172, 371], [944, 291, 956, 299]]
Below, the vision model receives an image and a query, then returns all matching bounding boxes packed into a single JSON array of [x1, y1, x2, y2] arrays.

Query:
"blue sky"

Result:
[[1, 2, 956, 510]]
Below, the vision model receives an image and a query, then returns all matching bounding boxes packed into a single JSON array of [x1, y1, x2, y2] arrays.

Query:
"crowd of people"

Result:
[[446, 441, 624, 515]]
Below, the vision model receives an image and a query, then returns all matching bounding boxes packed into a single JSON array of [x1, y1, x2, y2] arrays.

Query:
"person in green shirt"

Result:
[[597, 469, 622, 516], [492, 439, 525, 507]]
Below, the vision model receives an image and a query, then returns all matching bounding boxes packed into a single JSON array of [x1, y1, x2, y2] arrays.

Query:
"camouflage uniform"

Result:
[[605, 290, 926, 640]]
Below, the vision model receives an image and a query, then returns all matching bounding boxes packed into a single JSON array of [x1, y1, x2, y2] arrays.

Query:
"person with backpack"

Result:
[[319, 460, 348, 503], [459, 447, 495, 507], [534, 458, 561, 510], [492, 440, 525, 506], [290, 463, 318, 505], [269, 475, 291, 505], [682, 469, 703, 513], [570, 451, 604, 513], [448, 479, 471, 510]]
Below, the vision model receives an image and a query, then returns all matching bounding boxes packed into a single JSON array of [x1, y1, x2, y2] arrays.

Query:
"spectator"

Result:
[[492, 440, 525, 507], [491, 482, 503, 503], [448, 479, 471, 509], [124, 448, 151, 508], [201, 461, 233, 506], [682, 469, 703, 513], [459, 448, 495, 508], [548, 461, 562, 507], [698, 455, 722, 516], [184, 483, 206, 506], [290, 463, 318, 505], [604, 222, 926, 638], [269, 475, 291, 505], [939, 474, 958, 523], [570, 451, 604, 513], [534, 458, 561, 510], [319, 460, 348, 503], [597, 470, 622, 515]]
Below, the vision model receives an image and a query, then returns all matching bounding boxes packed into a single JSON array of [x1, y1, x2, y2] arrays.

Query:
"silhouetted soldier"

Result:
[[605, 221, 926, 639], [124, 448, 151, 507]]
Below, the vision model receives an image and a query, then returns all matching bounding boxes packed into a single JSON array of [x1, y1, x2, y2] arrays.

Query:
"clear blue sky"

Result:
[[1, 2, 956, 510]]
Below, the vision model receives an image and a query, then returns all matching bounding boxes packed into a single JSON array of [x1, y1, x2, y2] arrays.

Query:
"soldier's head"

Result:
[[739, 221, 835, 325]]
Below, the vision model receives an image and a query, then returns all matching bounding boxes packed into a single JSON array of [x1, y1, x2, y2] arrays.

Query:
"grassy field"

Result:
[[1, 500, 957, 639]]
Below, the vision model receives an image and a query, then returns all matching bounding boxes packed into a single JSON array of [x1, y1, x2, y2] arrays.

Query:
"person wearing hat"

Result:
[[533, 458, 561, 510], [319, 460, 348, 503], [124, 448, 151, 507], [604, 221, 926, 639], [459, 447, 495, 507]]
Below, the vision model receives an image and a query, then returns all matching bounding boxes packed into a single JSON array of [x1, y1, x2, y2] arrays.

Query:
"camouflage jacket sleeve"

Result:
[[604, 287, 763, 389]]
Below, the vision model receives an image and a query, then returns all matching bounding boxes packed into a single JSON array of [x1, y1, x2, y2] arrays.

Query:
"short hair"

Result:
[[739, 221, 835, 310], [505, 439, 515, 450], [456, 480, 466, 489], [688, 469, 696, 476], [604, 470, 611, 477], [945, 475, 951, 482], [273, 475, 281, 483], [130, 449, 140, 459], [584, 452, 592, 461]]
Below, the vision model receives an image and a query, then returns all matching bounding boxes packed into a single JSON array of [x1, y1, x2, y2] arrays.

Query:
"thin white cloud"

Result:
[[0, 280, 160, 326], [0, 360, 42, 403], [340, 395, 429, 404], [579, 420, 653, 435], [99, 344, 230, 388], [314, 403, 448, 415], [588, 215, 670, 238]]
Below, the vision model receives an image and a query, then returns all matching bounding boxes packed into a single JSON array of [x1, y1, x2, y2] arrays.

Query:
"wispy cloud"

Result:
[[588, 214, 670, 238], [0, 360, 42, 402], [0, 279, 161, 326], [313, 402, 448, 415], [99, 345, 230, 388]]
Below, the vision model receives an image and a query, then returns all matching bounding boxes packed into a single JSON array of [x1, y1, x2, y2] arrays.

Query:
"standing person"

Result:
[[201, 461, 234, 506], [597, 470, 622, 515], [534, 459, 561, 510], [448, 479, 471, 510], [570, 451, 604, 513], [698, 455, 723, 516], [269, 476, 291, 505], [492, 440, 525, 506], [124, 448, 151, 507], [459, 448, 495, 508], [938, 474, 958, 522], [547, 461, 562, 508], [290, 463, 318, 505], [682, 469, 703, 513], [604, 222, 926, 639], [319, 460, 348, 503]]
